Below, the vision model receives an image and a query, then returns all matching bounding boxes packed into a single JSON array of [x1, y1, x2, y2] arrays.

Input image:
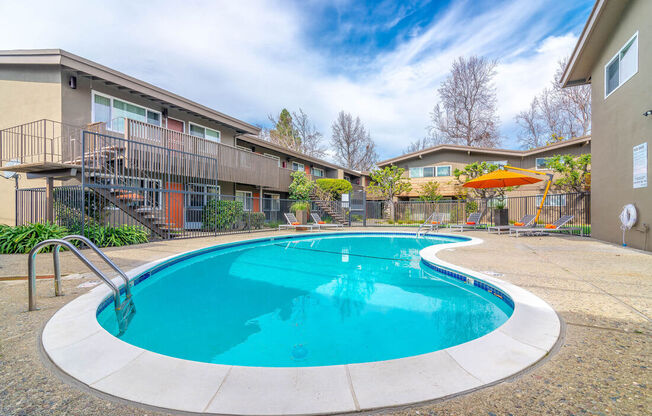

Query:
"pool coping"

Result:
[[40, 231, 561, 415]]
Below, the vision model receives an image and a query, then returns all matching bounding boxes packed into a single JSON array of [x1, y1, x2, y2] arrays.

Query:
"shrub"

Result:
[[265, 220, 283, 229], [290, 201, 310, 212], [81, 224, 149, 247], [244, 212, 266, 229], [0, 223, 69, 254], [202, 199, 244, 230], [315, 179, 352, 200], [288, 171, 313, 201]]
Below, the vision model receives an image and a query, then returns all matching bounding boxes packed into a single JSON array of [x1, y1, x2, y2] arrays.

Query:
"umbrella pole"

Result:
[[534, 176, 553, 224]]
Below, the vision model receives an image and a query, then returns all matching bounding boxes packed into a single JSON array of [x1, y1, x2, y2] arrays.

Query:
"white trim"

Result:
[[91, 90, 162, 132], [263, 193, 280, 212], [435, 165, 452, 177], [165, 116, 185, 133], [604, 31, 639, 99], [235, 190, 253, 211], [291, 162, 304, 172], [312, 167, 325, 177], [535, 157, 552, 170], [236, 145, 252, 152], [188, 121, 221, 143]]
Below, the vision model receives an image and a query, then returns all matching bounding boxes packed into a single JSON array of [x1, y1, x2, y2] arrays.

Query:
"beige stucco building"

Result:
[[376, 137, 591, 200], [562, 0, 651, 251]]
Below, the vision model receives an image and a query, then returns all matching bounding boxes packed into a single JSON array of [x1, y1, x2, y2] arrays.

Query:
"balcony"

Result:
[[0, 119, 294, 191]]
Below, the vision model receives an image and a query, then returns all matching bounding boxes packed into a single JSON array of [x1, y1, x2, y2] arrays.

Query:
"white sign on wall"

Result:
[[633, 142, 648, 189]]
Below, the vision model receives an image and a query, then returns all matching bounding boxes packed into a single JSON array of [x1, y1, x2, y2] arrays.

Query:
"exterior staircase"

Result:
[[310, 190, 348, 225], [71, 146, 182, 239]]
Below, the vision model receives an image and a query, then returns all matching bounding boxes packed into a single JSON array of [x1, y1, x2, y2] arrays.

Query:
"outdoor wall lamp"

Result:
[[643, 110, 652, 117]]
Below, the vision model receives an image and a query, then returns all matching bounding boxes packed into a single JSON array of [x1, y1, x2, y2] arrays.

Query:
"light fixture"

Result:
[[643, 110, 652, 117], [68, 76, 77, 89]]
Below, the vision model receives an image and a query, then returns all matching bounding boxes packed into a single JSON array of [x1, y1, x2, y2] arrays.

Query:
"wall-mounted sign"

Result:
[[633, 142, 647, 189]]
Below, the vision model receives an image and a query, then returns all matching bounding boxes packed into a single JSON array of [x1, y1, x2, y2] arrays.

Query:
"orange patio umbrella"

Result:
[[463, 169, 542, 189]]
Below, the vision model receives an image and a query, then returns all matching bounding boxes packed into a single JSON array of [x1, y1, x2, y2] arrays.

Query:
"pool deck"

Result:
[[1, 228, 650, 415]]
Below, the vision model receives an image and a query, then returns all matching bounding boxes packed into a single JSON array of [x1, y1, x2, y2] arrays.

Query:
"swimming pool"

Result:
[[97, 232, 513, 367]]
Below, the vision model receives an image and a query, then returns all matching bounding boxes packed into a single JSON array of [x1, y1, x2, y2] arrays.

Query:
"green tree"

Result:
[[314, 178, 352, 201], [453, 162, 514, 198], [418, 181, 443, 202], [368, 166, 412, 220], [288, 171, 313, 201], [544, 153, 591, 193], [270, 109, 300, 149]]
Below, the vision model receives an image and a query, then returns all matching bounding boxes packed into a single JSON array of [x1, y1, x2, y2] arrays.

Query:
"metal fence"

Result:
[[366, 193, 590, 235]]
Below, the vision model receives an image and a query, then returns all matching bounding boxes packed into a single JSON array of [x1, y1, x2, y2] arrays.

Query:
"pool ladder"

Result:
[[27, 235, 136, 334]]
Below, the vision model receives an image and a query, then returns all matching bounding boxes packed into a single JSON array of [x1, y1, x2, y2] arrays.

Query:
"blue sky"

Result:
[[0, 0, 594, 161]]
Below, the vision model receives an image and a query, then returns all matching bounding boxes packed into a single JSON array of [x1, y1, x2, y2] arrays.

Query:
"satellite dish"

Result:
[[1, 159, 20, 179]]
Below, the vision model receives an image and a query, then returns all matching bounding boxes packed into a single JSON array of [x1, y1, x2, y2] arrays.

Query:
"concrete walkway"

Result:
[[1, 229, 650, 415]]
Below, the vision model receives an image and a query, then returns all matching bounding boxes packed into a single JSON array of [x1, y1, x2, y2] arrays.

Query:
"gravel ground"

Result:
[[0, 229, 650, 415]]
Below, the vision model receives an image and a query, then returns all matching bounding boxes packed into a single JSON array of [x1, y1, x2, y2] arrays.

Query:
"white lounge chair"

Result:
[[510, 215, 583, 237], [417, 212, 445, 236], [487, 214, 536, 235], [278, 213, 318, 231], [449, 212, 484, 232], [310, 213, 344, 230]]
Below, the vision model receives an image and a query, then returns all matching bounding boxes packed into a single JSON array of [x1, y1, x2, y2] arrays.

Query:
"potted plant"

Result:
[[492, 199, 509, 226], [290, 201, 310, 224]]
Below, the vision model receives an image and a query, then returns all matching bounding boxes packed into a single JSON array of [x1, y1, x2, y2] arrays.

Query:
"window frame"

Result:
[[604, 31, 639, 99], [91, 90, 162, 132], [264, 153, 281, 167], [535, 157, 551, 170], [188, 121, 221, 143], [312, 167, 325, 177], [263, 193, 280, 211], [291, 162, 304, 172], [536, 193, 566, 207], [409, 167, 423, 178], [235, 190, 253, 212], [165, 116, 185, 132], [435, 165, 452, 177]]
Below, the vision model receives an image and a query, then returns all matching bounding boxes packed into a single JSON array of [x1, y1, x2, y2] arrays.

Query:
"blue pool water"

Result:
[[98, 233, 513, 367]]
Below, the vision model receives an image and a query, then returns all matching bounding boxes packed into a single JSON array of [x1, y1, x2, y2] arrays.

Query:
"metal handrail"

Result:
[[28, 239, 121, 311], [54, 235, 132, 299], [28, 238, 136, 333]]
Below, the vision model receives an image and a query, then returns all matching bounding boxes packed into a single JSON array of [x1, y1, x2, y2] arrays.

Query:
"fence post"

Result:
[[45, 177, 54, 223], [80, 131, 85, 238]]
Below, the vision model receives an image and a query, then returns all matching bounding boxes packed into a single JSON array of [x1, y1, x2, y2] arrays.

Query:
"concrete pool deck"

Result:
[[0, 228, 650, 415]]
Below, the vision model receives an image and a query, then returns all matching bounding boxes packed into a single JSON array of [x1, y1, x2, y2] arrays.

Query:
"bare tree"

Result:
[[292, 108, 327, 158], [331, 111, 378, 171], [515, 98, 544, 149], [404, 137, 433, 153], [430, 56, 501, 147], [263, 108, 326, 158], [515, 58, 591, 148]]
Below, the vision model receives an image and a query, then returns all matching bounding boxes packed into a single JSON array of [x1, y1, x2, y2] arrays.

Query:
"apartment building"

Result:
[[377, 137, 592, 200], [0, 49, 363, 230], [561, 0, 650, 251]]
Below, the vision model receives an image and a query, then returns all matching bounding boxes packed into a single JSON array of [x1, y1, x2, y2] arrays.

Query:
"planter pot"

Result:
[[493, 208, 509, 226], [295, 210, 308, 224]]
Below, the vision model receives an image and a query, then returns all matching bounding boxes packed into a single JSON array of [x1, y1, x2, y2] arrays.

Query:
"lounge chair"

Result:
[[417, 212, 445, 236], [278, 213, 318, 231], [487, 214, 536, 235], [510, 215, 583, 237], [449, 211, 484, 232], [310, 213, 344, 230]]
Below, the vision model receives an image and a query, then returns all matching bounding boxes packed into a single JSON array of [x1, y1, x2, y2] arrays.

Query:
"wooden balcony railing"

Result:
[[125, 119, 288, 189]]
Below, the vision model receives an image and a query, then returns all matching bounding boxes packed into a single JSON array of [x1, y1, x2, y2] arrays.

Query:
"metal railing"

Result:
[[0, 119, 82, 167], [28, 238, 135, 333]]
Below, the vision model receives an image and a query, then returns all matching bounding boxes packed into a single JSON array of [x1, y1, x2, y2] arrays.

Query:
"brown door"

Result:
[[167, 118, 184, 132]]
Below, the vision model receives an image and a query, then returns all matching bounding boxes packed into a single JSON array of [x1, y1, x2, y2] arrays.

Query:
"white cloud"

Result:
[[0, 0, 582, 159]]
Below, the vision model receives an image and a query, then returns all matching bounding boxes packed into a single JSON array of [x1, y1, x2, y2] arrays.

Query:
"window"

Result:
[[536, 194, 566, 207], [605, 32, 638, 98], [409, 167, 436, 178], [487, 160, 508, 168], [436, 165, 451, 177], [312, 167, 324, 177], [264, 153, 281, 167], [91, 91, 161, 132], [189, 123, 221, 142], [236, 191, 253, 211], [536, 157, 551, 170], [291, 162, 304, 171], [263, 193, 280, 211], [410, 167, 423, 178]]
